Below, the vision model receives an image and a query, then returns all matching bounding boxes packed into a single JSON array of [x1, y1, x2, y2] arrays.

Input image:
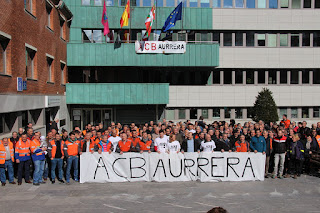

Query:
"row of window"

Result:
[[166, 107, 320, 120], [82, 0, 320, 9]]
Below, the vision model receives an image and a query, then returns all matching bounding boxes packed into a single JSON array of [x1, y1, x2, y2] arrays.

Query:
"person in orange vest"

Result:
[[15, 133, 32, 185], [48, 133, 65, 184], [116, 133, 134, 155], [97, 135, 113, 154], [64, 132, 81, 184], [280, 114, 291, 129], [235, 135, 250, 152], [131, 130, 141, 152], [80, 132, 96, 154], [138, 132, 154, 153], [0, 138, 15, 186], [30, 132, 47, 185]]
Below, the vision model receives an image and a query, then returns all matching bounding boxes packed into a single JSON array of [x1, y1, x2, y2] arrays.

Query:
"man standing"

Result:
[[138, 132, 154, 153], [280, 114, 291, 129], [48, 133, 65, 184], [15, 133, 32, 185], [0, 138, 15, 186], [272, 129, 287, 179], [250, 130, 266, 154], [108, 129, 122, 152], [116, 133, 134, 154], [9, 132, 19, 148], [154, 130, 169, 153], [30, 132, 47, 185], [64, 132, 80, 184], [181, 132, 201, 153], [80, 133, 96, 154]]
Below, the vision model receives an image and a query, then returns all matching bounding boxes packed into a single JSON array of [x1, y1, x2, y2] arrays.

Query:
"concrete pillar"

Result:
[[276, 70, 280, 85], [231, 108, 236, 119], [243, 70, 246, 85], [287, 108, 292, 120], [309, 108, 313, 119], [220, 70, 224, 85], [174, 109, 179, 120], [310, 70, 313, 85], [298, 108, 302, 119], [299, 70, 303, 85], [220, 108, 225, 120], [243, 108, 247, 119], [254, 70, 258, 85], [208, 109, 213, 121], [197, 109, 202, 120], [265, 70, 269, 85], [232, 70, 235, 85], [185, 109, 190, 120], [287, 70, 291, 85]]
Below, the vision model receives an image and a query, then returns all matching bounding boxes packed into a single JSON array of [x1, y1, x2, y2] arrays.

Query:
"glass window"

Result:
[[315, 0, 320, 8], [224, 70, 232, 84], [258, 0, 266, 8], [280, 0, 289, 7], [213, 71, 220, 84], [83, 30, 92, 42], [269, 70, 277, 84], [235, 70, 243, 84], [279, 108, 287, 118], [246, 70, 254, 84], [213, 32, 220, 43], [280, 34, 288, 46], [47, 57, 53, 82], [235, 0, 244, 7], [223, 33, 232, 46], [257, 34, 266, 46], [0, 38, 9, 75], [93, 30, 103, 43], [235, 108, 243, 119], [302, 107, 309, 118], [291, 34, 300, 47], [190, 109, 197, 119], [269, 0, 278, 8], [213, 108, 220, 118], [201, 0, 210, 7], [201, 33, 210, 41], [302, 70, 309, 84], [25, 0, 33, 13], [235, 32, 243, 46], [313, 70, 320, 84], [202, 109, 208, 119], [280, 71, 287, 84], [291, 70, 299, 84], [26, 48, 36, 79], [61, 63, 66, 84], [94, 0, 103, 5], [258, 70, 265, 84], [246, 0, 256, 8], [313, 32, 320, 47], [302, 32, 310, 46], [303, 0, 311, 8], [268, 34, 277, 47], [224, 0, 233, 8], [166, 0, 175, 6], [165, 109, 175, 120], [313, 107, 320, 118], [292, 0, 301, 8], [157, 0, 164, 6], [213, 0, 221, 7], [246, 32, 254, 47], [291, 108, 298, 118], [82, 0, 91, 5], [142, 0, 151, 6], [190, 0, 198, 7], [224, 108, 231, 119], [106, 0, 114, 6], [179, 109, 186, 119]]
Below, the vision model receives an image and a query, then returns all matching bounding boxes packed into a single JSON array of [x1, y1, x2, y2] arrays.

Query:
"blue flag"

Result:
[[162, 2, 182, 32]]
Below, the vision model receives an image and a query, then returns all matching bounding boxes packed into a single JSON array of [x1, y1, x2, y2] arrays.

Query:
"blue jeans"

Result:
[[33, 160, 45, 184], [51, 158, 63, 180], [43, 158, 49, 179], [66, 156, 78, 182], [0, 160, 14, 183]]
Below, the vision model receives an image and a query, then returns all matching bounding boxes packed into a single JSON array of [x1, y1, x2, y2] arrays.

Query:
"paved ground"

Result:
[[0, 175, 320, 213]]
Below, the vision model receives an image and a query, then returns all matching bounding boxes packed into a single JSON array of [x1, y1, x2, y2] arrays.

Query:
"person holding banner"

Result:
[[80, 133, 95, 154], [138, 132, 154, 153], [116, 133, 135, 155], [167, 134, 181, 153], [154, 130, 169, 153], [108, 130, 121, 152], [181, 132, 201, 153], [235, 135, 250, 152], [200, 134, 216, 152], [97, 135, 113, 154]]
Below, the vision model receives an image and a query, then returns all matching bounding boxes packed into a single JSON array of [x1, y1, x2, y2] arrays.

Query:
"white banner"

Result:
[[80, 152, 265, 183], [135, 41, 186, 54]]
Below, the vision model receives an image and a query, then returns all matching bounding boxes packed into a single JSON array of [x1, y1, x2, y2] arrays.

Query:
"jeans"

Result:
[[288, 158, 303, 175], [0, 160, 14, 183], [51, 158, 63, 180], [273, 153, 286, 176], [17, 159, 31, 183], [265, 156, 270, 175], [33, 160, 45, 184], [43, 158, 49, 179], [66, 156, 78, 182]]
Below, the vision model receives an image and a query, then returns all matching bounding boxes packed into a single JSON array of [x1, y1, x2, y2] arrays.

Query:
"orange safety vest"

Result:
[[64, 140, 80, 156], [280, 119, 291, 129], [81, 139, 96, 152], [49, 140, 64, 158], [316, 135, 320, 149], [30, 139, 44, 156], [15, 139, 31, 158], [139, 140, 153, 151], [131, 137, 141, 147], [0, 141, 14, 164], [235, 141, 249, 152], [118, 140, 132, 152]]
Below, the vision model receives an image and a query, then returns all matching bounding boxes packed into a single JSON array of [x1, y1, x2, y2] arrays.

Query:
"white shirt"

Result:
[[167, 140, 181, 152], [189, 129, 196, 134], [108, 136, 121, 152], [154, 136, 168, 153], [201, 140, 216, 152]]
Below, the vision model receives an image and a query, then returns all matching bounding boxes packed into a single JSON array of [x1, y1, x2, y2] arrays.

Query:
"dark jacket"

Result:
[[298, 127, 311, 140], [265, 136, 273, 156], [181, 138, 201, 152], [288, 140, 305, 160], [229, 135, 240, 149], [303, 137, 319, 157], [215, 140, 230, 151], [273, 136, 287, 154]]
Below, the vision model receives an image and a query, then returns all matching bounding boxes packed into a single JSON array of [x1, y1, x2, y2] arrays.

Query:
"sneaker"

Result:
[[40, 181, 46, 184], [51, 180, 55, 184], [279, 175, 284, 179], [271, 174, 277, 179], [1, 183, 6, 186], [9, 182, 16, 184], [58, 179, 65, 183], [33, 183, 40, 186], [74, 179, 79, 182]]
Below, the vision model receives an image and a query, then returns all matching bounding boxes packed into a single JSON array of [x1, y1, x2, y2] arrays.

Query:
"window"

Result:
[[201, 0, 210, 7], [269, 0, 278, 8], [190, 109, 197, 119], [291, 108, 298, 118], [82, 30, 103, 43], [0, 35, 10, 75], [26, 46, 36, 79], [302, 107, 309, 118], [246, 32, 254, 47], [157, 0, 164, 7], [313, 70, 320, 84], [246, 70, 254, 84], [235, 32, 243, 46], [201, 33, 210, 41], [280, 70, 287, 84], [280, 34, 288, 46], [302, 32, 310, 46], [224, 0, 233, 7], [179, 109, 186, 119], [235, 0, 244, 7], [213, 108, 220, 119], [224, 107, 231, 119], [313, 32, 320, 47], [0, 113, 16, 134], [291, 34, 300, 47], [269, 70, 277, 84], [60, 17, 66, 40], [257, 34, 266, 47], [268, 34, 277, 47], [235, 108, 243, 119], [166, 0, 175, 6], [202, 109, 208, 119], [213, 0, 221, 7], [61, 62, 66, 85], [246, 0, 256, 8], [24, 0, 35, 15], [235, 70, 243, 84], [224, 70, 232, 84], [143, 0, 151, 6], [279, 108, 287, 117], [190, 0, 198, 7], [302, 70, 309, 84], [313, 107, 320, 118], [47, 56, 54, 83], [46, 2, 53, 30], [258, 70, 265, 84], [213, 32, 220, 43], [315, 0, 320, 8], [94, 0, 103, 5], [280, 0, 289, 7], [82, 0, 91, 5], [291, 70, 299, 84], [223, 33, 232, 46], [292, 0, 301, 8], [213, 71, 220, 84], [106, 0, 114, 6], [303, 0, 311, 7], [258, 0, 266, 8], [165, 109, 174, 120]]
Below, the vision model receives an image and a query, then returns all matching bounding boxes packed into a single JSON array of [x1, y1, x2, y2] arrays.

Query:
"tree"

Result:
[[252, 88, 279, 123]]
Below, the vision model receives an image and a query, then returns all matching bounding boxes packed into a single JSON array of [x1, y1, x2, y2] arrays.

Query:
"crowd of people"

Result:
[[0, 114, 319, 186]]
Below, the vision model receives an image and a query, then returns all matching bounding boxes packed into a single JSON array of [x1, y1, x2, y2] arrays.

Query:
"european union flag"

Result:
[[162, 2, 183, 32]]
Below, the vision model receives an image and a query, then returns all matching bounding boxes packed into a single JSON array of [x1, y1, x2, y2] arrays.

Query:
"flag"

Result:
[[120, 0, 130, 28], [142, 5, 156, 41], [162, 2, 182, 32], [101, 0, 110, 36]]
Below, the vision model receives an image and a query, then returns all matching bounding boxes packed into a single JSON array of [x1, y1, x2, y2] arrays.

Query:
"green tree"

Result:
[[252, 88, 279, 123]]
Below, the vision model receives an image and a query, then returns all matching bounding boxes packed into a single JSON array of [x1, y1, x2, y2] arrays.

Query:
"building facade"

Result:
[[0, 0, 72, 136], [65, 0, 320, 129]]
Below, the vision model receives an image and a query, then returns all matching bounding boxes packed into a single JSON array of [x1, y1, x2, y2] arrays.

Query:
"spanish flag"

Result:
[[120, 0, 130, 28]]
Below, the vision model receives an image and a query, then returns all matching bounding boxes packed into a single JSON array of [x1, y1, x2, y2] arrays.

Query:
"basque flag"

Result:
[[162, 2, 182, 32], [101, 0, 110, 36]]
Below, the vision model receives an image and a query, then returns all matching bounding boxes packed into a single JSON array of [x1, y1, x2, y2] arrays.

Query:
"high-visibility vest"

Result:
[[131, 137, 141, 147], [139, 140, 152, 151], [118, 140, 132, 152], [0, 141, 14, 164], [64, 140, 80, 156], [30, 139, 44, 156], [48, 139, 64, 158], [235, 141, 249, 152], [15, 139, 31, 158]]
